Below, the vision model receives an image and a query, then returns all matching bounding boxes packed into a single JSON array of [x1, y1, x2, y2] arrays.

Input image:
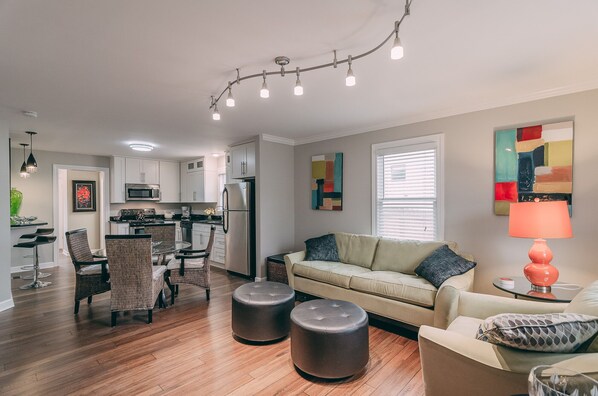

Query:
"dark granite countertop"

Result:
[[11, 221, 49, 228]]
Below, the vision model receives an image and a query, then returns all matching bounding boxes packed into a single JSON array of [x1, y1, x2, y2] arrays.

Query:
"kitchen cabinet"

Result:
[[125, 158, 159, 185], [192, 223, 225, 267], [230, 142, 255, 179], [181, 157, 218, 203], [110, 222, 130, 235], [159, 160, 180, 202], [110, 156, 126, 203]]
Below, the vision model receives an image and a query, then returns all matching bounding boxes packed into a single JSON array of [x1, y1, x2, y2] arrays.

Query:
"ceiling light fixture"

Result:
[[19, 143, 30, 178], [345, 55, 356, 87], [208, 0, 412, 119], [25, 131, 38, 173], [294, 67, 303, 96], [129, 144, 154, 152], [226, 82, 235, 107]]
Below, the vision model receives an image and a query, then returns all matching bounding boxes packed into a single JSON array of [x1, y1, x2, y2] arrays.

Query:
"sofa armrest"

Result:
[[284, 251, 305, 289], [433, 268, 475, 329], [418, 325, 596, 396], [458, 291, 568, 319]]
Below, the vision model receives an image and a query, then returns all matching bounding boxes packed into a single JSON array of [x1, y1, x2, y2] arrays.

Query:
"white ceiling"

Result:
[[1, 0, 598, 159]]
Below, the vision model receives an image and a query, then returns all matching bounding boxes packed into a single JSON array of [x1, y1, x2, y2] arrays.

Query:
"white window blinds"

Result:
[[373, 136, 442, 241]]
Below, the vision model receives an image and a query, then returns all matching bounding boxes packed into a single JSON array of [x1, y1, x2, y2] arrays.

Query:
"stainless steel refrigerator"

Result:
[[222, 182, 255, 277]]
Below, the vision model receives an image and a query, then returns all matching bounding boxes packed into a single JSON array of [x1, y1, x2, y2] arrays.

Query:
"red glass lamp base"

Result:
[[523, 238, 559, 291]]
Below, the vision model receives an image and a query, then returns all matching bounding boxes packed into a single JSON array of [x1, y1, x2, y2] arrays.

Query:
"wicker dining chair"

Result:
[[105, 234, 167, 326], [166, 226, 215, 303], [143, 223, 176, 264], [65, 228, 110, 314]]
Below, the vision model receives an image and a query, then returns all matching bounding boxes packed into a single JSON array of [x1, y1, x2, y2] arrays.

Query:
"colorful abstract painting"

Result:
[[73, 180, 96, 212], [495, 121, 573, 216], [312, 153, 343, 211]]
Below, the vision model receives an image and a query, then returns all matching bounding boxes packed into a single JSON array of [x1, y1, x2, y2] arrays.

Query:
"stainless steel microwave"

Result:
[[125, 184, 160, 201]]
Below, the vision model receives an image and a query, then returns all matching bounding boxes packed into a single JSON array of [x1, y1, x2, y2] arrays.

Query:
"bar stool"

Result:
[[19, 228, 55, 280], [14, 234, 57, 289]]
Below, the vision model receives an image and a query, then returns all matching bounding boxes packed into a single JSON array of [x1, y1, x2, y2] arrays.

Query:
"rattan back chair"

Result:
[[105, 234, 167, 326], [65, 228, 110, 314], [166, 226, 215, 303], [144, 223, 176, 265]]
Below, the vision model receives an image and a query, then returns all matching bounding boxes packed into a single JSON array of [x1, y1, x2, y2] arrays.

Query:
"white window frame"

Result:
[[371, 133, 445, 241]]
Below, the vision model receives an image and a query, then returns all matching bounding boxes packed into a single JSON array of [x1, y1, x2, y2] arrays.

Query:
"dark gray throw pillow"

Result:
[[414, 244, 476, 288], [304, 234, 340, 262]]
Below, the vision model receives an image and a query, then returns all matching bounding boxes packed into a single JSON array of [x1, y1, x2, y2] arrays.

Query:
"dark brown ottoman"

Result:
[[290, 299, 369, 379], [232, 281, 295, 342]]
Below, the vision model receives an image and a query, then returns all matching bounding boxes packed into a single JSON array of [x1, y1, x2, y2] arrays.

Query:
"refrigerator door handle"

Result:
[[222, 187, 229, 234]]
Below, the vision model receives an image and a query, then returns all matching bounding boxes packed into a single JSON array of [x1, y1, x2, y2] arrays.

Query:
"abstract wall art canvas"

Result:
[[312, 153, 343, 211], [495, 121, 573, 216], [73, 180, 96, 212]]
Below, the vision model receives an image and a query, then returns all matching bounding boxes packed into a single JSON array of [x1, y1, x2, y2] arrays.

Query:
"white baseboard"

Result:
[[11, 261, 56, 274], [0, 298, 15, 312], [254, 276, 267, 282]]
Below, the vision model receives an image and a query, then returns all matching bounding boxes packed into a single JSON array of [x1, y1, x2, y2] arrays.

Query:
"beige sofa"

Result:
[[284, 232, 475, 329], [418, 281, 598, 396]]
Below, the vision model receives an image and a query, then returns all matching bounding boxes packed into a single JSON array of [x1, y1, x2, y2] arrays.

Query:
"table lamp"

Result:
[[508, 200, 572, 292]]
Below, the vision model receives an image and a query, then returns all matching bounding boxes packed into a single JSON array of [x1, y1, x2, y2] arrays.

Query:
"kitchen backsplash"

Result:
[[110, 202, 219, 216]]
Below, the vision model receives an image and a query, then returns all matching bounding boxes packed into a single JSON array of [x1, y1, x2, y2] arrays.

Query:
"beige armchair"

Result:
[[419, 281, 598, 396]]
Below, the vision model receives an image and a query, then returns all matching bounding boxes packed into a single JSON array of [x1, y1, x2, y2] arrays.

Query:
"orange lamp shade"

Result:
[[509, 201, 572, 239]]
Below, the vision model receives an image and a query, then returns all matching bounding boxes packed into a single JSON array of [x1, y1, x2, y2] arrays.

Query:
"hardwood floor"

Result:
[[0, 258, 424, 396]]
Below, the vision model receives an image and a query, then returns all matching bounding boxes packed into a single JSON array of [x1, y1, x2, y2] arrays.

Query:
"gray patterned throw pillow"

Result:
[[304, 234, 340, 262], [476, 313, 598, 353]]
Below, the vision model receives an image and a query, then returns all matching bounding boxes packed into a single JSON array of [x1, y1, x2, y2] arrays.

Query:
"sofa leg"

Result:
[[87, 295, 93, 304], [148, 309, 153, 324], [74, 300, 80, 315], [111, 311, 117, 327]]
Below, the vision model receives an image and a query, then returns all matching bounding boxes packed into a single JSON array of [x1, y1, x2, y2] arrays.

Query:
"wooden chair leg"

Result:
[[87, 295, 93, 304], [175, 284, 179, 296], [111, 311, 117, 327], [170, 284, 176, 305], [148, 309, 153, 324], [206, 289, 210, 301], [74, 300, 80, 314]]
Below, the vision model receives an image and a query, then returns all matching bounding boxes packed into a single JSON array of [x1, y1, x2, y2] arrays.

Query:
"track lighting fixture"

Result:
[[226, 82, 235, 107], [25, 131, 38, 173], [345, 56, 356, 87], [294, 67, 303, 96], [19, 143, 30, 178], [208, 0, 412, 118], [260, 70, 270, 98]]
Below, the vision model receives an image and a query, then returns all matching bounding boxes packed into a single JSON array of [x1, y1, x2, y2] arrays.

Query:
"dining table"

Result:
[[152, 240, 192, 266]]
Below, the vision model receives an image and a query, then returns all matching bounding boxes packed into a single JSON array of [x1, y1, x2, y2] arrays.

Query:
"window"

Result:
[[372, 134, 444, 241]]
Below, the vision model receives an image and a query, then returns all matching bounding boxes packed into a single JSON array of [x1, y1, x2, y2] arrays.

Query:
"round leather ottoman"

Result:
[[232, 281, 295, 342], [290, 299, 369, 379]]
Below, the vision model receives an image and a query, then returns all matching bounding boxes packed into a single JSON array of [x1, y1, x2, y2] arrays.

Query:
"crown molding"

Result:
[[293, 79, 598, 146], [261, 134, 296, 146]]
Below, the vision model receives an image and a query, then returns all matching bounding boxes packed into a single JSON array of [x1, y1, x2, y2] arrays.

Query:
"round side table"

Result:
[[492, 276, 581, 303]]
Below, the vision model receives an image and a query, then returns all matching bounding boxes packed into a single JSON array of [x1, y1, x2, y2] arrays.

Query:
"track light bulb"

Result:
[[294, 68, 303, 96], [260, 71, 269, 98], [226, 85, 235, 107], [391, 35, 404, 60], [346, 56, 356, 87], [212, 104, 220, 121]]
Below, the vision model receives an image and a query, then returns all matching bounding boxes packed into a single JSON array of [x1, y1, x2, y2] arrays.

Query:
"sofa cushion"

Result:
[[564, 281, 598, 352], [371, 239, 458, 275], [293, 261, 371, 289], [476, 313, 598, 353], [349, 271, 437, 308], [304, 234, 340, 262], [334, 232, 379, 268], [415, 245, 476, 288], [447, 316, 484, 338]]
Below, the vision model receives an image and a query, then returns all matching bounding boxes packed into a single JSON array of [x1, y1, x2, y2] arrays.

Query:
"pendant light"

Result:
[[345, 55, 356, 87], [294, 67, 303, 96], [19, 143, 30, 178], [226, 82, 235, 107], [260, 70, 270, 98], [25, 131, 38, 173]]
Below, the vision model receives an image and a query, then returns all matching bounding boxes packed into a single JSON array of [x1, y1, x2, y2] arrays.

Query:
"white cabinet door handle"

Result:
[[193, 191, 196, 201]]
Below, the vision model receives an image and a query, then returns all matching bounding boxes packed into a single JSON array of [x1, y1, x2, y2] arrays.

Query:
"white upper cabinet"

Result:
[[125, 158, 160, 184], [159, 160, 180, 202], [230, 142, 255, 179], [182, 156, 218, 203], [110, 156, 126, 203]]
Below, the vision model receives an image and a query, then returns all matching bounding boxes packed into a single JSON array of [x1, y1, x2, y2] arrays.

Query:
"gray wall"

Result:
[[256, 138, 295, 279], [294, 89, 598, 294], [0, 121, 14, 310]]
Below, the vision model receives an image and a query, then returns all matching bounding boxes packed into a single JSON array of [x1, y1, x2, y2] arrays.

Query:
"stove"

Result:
[[114, 208, 169, 234]]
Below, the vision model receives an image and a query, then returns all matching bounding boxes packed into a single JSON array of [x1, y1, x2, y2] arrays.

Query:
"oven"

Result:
[[125, 184, 160, 201], [129, 225, 146, 235]]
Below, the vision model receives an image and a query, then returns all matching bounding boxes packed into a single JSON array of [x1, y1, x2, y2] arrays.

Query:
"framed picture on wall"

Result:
[[72, 180, 96, 212]]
